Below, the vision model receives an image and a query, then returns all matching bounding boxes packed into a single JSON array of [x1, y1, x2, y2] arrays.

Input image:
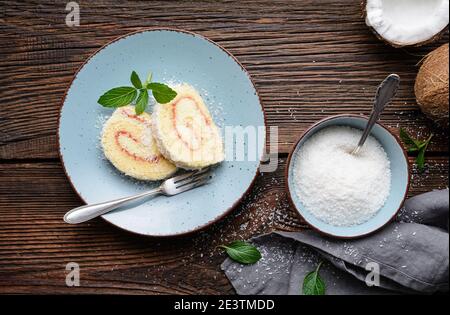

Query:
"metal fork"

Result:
[[63, 168, 212, 224]]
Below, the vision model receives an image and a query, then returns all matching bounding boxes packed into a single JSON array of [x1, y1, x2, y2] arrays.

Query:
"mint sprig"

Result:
[[400, 128, 433, 172], [97, 71, 177, 115]]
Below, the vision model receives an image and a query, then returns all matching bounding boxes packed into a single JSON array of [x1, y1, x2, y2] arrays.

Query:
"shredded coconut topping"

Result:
[[293, 126, 391, 226]]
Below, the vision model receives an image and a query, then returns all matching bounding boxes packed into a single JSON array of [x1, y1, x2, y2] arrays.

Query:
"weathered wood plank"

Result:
[[0, 0, 448, 295], [0, 160, 286, 294], [0, 0, 448, 158], [0, 157, 447, 294]]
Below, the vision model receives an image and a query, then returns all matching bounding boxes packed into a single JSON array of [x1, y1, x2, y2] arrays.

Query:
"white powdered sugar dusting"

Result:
[[293, 126, 391, 226]]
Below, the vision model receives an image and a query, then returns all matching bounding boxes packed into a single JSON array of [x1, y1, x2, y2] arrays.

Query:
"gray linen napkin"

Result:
[[221, 189, 449, 295]]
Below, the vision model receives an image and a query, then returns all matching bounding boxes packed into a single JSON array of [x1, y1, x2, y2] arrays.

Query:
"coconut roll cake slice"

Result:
[[101, 106, 177, 180], [152, 84, 224, 169]]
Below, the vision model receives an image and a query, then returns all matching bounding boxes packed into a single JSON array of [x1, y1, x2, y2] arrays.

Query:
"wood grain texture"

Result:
[[0, 0, 448, 158], [0, 158, 448, 294], [0, 0, 448, 294]]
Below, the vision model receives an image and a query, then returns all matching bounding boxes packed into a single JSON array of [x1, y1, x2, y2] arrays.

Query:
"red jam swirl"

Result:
[[114, 130, 160, 163], [172, 96, 213, 151]]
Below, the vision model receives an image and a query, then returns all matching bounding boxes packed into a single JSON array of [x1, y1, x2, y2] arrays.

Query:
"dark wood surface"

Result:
[[0, 0, 448, 294]]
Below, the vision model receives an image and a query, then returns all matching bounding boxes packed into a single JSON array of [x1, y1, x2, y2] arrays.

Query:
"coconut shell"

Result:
[[415, 43, 449, 128], [362, 0, 448, 48]]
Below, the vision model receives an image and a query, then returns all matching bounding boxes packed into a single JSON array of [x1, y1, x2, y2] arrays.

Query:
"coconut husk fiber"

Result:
[[415, 43, 449, 128]]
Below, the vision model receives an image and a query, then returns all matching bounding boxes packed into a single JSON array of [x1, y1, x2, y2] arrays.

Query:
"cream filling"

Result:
[[152, 88, 224, 169]]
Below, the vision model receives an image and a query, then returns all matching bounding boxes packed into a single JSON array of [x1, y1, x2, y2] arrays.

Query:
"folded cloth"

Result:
[[221, 189, 449, 295]]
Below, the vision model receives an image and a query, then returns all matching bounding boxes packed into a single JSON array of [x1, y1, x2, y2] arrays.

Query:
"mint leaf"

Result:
[[416, 134, 433, 172], [98, 86, 137, 108], [147, 82, 177, 104], [130, 71, 142, 89], [418, 134, 433, 149], [135, 89, 149, 115], [303, 262, 326, 295], [400, 128, 420, 149], [219, 241, 261, 265], [416, 148, 426, 172]]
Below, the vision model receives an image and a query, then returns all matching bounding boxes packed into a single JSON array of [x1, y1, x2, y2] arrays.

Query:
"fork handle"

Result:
[[63, 188, 162, 224]]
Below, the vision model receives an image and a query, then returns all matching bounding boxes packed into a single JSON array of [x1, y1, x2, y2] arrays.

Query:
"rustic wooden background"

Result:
[[0, 0, 448, 294]]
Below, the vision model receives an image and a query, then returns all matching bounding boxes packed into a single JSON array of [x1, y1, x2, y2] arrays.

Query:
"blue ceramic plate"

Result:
[[286, 115, 410, 238], [59, 29, 265, 236]]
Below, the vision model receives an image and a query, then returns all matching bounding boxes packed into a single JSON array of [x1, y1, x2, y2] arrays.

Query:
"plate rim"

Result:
[[57, 27, 267, 237], [284, 114, 410, 239]]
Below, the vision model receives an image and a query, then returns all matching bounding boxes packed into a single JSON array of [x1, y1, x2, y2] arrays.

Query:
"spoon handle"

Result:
[[352, 74, 400, 154]]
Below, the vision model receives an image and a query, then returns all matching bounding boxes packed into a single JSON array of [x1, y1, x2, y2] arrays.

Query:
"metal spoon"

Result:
[[351, 74, 400, 155]]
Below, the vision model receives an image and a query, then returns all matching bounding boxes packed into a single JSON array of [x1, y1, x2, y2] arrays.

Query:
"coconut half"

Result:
[[415, 44, 449, 128], [365, 0, 449, 47]]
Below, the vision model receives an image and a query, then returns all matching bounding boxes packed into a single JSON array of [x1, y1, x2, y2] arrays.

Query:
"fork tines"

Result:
[[173, 168, 212, 188]]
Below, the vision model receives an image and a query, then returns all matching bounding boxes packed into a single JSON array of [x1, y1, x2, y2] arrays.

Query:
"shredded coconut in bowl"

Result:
[[293, 126, 391, 226]]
